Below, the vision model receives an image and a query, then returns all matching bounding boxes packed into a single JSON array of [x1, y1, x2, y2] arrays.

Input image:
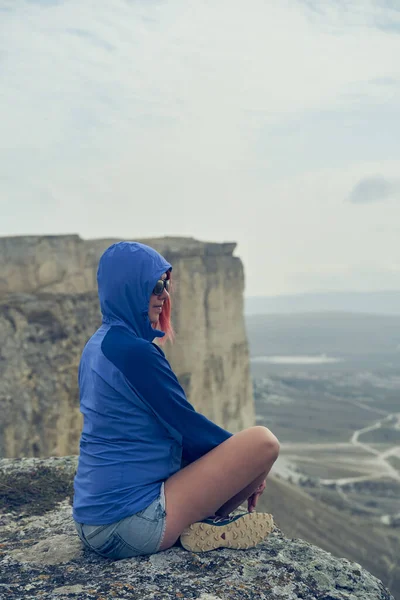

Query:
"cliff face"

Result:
[[0, 235, 254, 458], [0, 457, 394, 600]]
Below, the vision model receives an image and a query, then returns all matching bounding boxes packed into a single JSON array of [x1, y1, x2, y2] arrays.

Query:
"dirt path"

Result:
[[321, 409, 400, 485], [279, 409, 400, 486]]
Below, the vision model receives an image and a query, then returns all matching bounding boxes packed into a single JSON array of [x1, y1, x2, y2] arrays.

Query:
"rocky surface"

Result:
[[0, 235, 253, 458], [0, 457, 395, 600]]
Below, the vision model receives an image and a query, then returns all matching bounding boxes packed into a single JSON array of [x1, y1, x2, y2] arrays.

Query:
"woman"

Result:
[[73, 241, 279, 559]]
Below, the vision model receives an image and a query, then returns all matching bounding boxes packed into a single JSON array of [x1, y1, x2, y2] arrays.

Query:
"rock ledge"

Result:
[[0, 457, 395, 600]]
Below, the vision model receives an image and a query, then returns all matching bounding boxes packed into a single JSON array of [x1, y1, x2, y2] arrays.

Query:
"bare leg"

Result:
[[159, 426, 279, 550], [215, 472, 267, 517]]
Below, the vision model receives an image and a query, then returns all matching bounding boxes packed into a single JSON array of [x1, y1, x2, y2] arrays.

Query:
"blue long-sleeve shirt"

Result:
[[73, 242, 232, 525]]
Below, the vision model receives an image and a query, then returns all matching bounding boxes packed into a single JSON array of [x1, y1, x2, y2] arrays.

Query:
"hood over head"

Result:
[[97, 241, 172, 341]]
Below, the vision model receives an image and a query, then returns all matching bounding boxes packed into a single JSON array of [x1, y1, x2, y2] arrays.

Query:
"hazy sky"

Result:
[[1, 0, 400, 296]]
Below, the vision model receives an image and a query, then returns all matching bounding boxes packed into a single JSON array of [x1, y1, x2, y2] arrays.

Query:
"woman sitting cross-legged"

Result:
[[73, 241, 280, 559]]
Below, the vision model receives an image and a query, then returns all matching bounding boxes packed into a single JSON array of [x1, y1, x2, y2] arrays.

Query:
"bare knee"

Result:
[[248, 426, 280, 462]]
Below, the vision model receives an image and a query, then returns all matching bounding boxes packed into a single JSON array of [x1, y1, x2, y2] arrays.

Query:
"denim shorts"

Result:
[[74, 483, 167, 560]]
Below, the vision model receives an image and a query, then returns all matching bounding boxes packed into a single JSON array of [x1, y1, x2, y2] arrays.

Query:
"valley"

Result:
[[246, 312, 400, 597]]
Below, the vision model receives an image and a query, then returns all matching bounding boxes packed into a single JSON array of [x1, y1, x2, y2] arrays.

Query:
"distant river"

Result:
[[250, 354, 342, 365]]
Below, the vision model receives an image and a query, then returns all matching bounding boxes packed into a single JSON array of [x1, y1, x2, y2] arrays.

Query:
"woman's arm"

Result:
[[101, 328, 233, 463]]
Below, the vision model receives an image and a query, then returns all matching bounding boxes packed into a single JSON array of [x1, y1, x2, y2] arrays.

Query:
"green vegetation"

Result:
[[248, 310, 400, 598], [252, 371, 390, 445], [387, 455, 400, 473], [360, 428, 400, 444]]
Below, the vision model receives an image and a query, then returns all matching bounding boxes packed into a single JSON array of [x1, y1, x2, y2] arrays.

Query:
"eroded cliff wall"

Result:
[[0, 235, 254, 457]]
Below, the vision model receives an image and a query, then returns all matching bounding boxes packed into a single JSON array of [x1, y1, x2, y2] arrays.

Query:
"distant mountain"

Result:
[[245, 290, 400, 316], [245, 311, 400, 358]]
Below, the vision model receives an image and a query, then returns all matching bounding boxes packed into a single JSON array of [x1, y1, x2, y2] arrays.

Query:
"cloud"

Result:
[[65, 28, 115, 52], [347, 175, 400, 204], [370, 76, 399, 85], [298, 0, 400, 33], [1, 0, 400, 296], [287, 261, 400, 293]]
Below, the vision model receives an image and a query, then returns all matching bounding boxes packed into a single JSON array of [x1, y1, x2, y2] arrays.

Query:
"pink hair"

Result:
[[153, 271, 175, 344]]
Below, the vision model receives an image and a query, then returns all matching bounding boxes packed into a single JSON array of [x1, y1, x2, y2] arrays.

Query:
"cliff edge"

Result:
[[0, 457, 394, 600]]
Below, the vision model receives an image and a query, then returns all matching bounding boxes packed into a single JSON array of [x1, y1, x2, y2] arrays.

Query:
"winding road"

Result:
[[279, 406, 400, 487], [320, 410, 400, 485]]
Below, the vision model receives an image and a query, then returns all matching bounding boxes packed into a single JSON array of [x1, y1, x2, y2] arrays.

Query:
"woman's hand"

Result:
[[247, 480, 266, 512]]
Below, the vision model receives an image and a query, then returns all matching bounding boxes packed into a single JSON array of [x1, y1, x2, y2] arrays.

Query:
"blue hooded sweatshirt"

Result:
[[73, 241, 232, 525]]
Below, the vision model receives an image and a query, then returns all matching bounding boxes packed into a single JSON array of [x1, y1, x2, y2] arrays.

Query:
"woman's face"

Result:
[[148, 272, 169, 324]]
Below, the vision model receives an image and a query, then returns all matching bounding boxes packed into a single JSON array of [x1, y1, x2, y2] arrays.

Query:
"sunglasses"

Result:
[[152, 279, 171, 296]]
